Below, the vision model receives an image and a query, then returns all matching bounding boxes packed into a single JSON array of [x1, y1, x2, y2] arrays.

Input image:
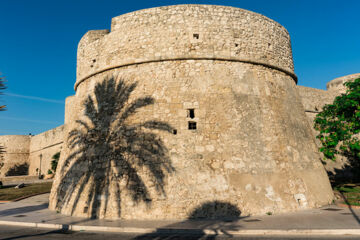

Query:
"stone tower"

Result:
[[50, 5, 334, 219]]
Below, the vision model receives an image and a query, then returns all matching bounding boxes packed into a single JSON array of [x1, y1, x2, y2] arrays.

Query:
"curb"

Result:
[[0, 220, 360, 236]]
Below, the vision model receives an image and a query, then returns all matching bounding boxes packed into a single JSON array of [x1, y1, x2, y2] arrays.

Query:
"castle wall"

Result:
[[28, 125, 64, 176], [50, 5, 333, 220], [297, 86, 336, 126], [0, 135, 30, 177]]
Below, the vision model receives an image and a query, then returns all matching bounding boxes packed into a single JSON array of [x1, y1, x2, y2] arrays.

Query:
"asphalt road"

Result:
[[0, 225, 359, 240]]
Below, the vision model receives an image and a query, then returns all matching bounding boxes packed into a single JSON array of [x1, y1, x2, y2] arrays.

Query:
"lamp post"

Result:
[[39, 154, 42, 179]]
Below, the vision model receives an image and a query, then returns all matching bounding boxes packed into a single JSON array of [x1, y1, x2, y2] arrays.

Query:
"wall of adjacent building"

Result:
[[28, 125, 64, 176], [0, 135, 31, 177], [0, 125, 64, 177]]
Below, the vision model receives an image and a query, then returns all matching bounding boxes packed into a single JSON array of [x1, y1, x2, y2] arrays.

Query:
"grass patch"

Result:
[[0, 182, 52, 201], [335, 184, 360, 206]]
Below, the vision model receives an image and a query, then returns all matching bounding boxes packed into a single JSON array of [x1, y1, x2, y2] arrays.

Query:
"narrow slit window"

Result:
[[187, 109, 195, 119], [193, 33, 199, 39], [188, 121, 197, 130], [173, 129, 177, 135]]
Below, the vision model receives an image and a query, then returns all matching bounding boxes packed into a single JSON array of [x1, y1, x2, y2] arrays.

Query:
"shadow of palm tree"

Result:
[[133, 201, 246, 240], [0, 146, 5, 175], [54, 76, 175, 219], [5, 162, 29, 176]]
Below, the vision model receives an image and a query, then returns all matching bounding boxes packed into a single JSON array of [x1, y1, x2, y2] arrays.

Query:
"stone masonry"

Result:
[[47, 5, 335, 220], [1, 4, 357, 220]]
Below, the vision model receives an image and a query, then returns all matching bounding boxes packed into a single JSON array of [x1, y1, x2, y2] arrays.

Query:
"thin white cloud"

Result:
[[0, 129, 33, 134], [0, 116, 61, 125], [5, 92, 64, 104]]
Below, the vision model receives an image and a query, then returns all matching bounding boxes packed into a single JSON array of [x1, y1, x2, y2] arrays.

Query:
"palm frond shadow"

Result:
[[55, 76, 175, 219], [0, 146, 5, 157], [0, 146, 5, 175], [133, 201, 245, 240]]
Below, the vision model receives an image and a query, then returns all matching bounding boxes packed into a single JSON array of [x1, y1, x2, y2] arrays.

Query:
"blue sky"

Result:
[[0, 0, 359, 135]]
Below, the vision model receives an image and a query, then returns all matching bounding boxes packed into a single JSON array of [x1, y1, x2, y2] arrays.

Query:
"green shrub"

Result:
[[51, 152, 60, 173]]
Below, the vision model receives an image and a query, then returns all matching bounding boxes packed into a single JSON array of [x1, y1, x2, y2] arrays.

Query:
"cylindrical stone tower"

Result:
[[50, 5, 333, 219]]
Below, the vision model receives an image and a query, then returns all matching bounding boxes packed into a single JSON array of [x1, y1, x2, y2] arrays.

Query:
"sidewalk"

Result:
[[0, 193, 359, 236]]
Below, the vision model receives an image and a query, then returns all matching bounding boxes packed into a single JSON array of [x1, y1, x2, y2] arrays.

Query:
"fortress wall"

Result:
[[0, 135, 30, 177], [75, 4, 296, 89], [50, 5, 334, 220], [64, 61, 332, 219], [28, 125, 64, 176], [297, 86, 335, 114], [297, 85, 336, 129], [296, 86, 345, 173]]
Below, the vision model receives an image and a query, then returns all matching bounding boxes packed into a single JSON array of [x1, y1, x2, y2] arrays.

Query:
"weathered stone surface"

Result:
[[49, 5, 334, 220]]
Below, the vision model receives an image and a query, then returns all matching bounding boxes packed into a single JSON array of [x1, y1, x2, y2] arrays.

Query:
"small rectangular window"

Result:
[[187, 109, 195, 119], [188, 121, 197, 130], [193, 33, 199, 39]]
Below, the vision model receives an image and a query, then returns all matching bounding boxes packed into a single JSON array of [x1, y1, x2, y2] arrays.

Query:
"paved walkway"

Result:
[[0, 194, 359, 236]]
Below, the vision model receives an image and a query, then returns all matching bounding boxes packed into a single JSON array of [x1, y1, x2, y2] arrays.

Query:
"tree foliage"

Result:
[[314, 78, 360, 167]]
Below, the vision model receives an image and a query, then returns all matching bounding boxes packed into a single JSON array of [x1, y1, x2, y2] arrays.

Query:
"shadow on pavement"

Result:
[[340, 192, 360, 224], [0, 227, 72, 240], [133, 201, 247, 239], [0, 203, 48, 217]]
